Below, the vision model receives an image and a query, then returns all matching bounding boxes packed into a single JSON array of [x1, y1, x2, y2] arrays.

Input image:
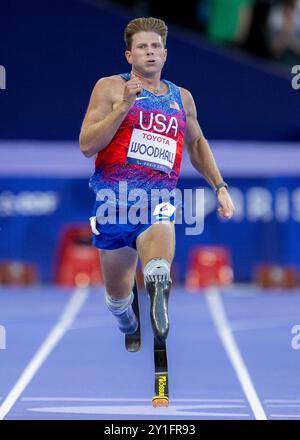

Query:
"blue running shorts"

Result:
[[90, 198, 176, 250]]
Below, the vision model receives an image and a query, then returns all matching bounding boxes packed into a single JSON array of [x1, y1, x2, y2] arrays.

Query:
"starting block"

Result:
[[254, 264, 299, 289], [0, 261, 38, 285], [54, 223, 103, 287], [186, 245, 233, 291]]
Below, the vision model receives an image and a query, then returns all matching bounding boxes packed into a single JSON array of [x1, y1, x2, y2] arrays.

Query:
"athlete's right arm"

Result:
[[79, 77, 137, 157]]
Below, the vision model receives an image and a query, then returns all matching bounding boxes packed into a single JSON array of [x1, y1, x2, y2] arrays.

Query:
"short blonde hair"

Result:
[[124, 17, 168, 50]]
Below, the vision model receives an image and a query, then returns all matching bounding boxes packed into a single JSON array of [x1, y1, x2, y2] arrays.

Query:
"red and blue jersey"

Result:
[[89, 73, 186, 205]]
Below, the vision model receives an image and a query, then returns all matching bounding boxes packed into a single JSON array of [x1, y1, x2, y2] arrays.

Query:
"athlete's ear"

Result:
[[164, 48, 168, 61], [125, 50, 132, 65]]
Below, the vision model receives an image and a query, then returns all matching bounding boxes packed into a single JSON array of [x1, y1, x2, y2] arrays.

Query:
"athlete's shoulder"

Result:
[[90, 75, 125, 102], [94, 75, 125, 90], [178, 86, 193, 101], [178, 87, 196, 115]]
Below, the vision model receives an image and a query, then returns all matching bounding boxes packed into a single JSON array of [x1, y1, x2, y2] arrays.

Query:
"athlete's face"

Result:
[[125, 32, 167, 75]]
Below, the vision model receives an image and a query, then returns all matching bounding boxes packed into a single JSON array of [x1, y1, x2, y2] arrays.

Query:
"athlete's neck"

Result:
[[131, 70, 162, 94]]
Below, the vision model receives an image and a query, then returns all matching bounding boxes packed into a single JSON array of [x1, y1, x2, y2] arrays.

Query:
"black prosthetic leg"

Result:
[[146, 279, 171, 341]]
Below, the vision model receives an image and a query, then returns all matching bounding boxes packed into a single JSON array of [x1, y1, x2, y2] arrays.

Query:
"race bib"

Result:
[[127, 128, 177, 173]]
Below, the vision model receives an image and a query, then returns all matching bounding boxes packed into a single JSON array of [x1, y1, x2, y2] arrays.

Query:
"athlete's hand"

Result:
[[122, 72, 142, 106], [217, 187, 235, 220]]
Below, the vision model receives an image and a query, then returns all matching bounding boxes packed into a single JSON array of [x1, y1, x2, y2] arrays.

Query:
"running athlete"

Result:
[[79, 17, 235, 341]]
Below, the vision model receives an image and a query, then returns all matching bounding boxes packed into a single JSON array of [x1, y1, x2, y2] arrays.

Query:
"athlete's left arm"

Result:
[[180, 87, 235, 219]]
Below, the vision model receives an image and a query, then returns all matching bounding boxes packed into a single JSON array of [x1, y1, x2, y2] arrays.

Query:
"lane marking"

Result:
[[26, 404, 251, 417], [267, 404, 300, 408], [21, 397, 246, 402], [270, 414, 300, 419], [205, 287, 267, 420], [0, 288, 89, 420], [265, 399, 300, 403]]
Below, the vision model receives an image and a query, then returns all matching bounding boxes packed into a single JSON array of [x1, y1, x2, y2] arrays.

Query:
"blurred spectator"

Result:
[[243, 0, 274, 59], [267, 0, 300, 66], [149, 1, 199, 30], [105, 0, 200, 31], [101, 0, 300, 70], [206, 0, 255, 47]]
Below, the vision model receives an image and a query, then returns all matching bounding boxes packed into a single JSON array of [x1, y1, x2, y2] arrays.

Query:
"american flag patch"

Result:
[[170, 100, 180, 110]]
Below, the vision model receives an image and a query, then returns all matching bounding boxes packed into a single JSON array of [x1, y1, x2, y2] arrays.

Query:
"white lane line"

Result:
[[267, 404, 300, 408], [0, 288, 89, 420], [265, 399, 300, 403], [270, 414, 300, 419], [21, 397, 246, 402], [205, 287, 267, 420], [26, 405, 251, 418]]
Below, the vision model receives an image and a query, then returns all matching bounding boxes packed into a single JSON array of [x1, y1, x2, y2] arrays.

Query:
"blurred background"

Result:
[[0, 0, 300, 290]]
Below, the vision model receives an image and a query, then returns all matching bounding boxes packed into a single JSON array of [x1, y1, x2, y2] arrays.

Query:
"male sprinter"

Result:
[[79, 17, 235, 341]]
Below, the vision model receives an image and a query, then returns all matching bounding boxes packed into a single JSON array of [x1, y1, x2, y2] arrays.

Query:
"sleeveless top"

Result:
[[89, 73, 186, 207]]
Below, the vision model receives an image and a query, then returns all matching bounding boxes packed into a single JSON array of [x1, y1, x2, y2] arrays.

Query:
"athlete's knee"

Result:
[[103, 273, 135, 300], [143, 258, 171, 283], [105, 289, 133, 314], [105, 285, 133, 300]]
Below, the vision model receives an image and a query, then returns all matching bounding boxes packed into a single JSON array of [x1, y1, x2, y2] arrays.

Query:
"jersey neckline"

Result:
[[142, 79, 170, 97], [120, 74, 171, 98]]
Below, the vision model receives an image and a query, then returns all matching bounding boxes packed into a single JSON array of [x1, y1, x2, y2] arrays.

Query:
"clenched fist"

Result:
[[217, 187, 235, 220], [122, 71, 143, 106]]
